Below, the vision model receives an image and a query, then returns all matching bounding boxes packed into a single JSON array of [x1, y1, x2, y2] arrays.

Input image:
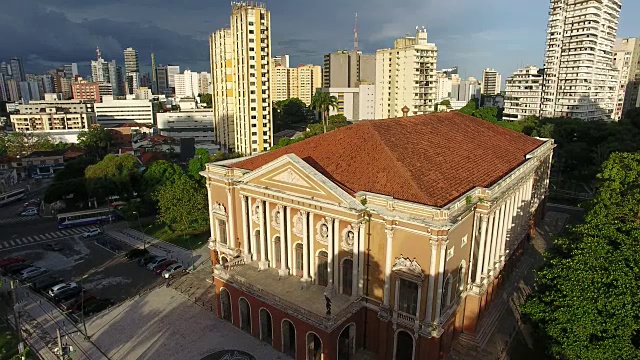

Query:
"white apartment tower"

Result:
[[542, 0, 622, 120], [175, 70, 200, 99], [613, 38, 640, 120], [210, 2, 272, 155], [503, 66, 544, 121], [481, 68, 501, 95], [375, 27, 438, 119]]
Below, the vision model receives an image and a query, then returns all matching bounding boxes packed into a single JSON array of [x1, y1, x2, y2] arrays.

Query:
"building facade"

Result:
[[542, 0, 622, 120], [175, 70, 201, 99], [94, 97, 154, 126], [272, 64, 322, 106], [72, 82, 101, 103], [323, 51, 375, 88], [318, 85, 375, 121], [202, 112, 553, 360], [481, 69, 501, 96], [210, 2, 273, 155], [375, 28, 438, 119], [503, 66, 544, 121], [11, 100, 96, 143], [123, 47, 140, 75], [156, 109, 218, 152], [612, 38, 640, 121]]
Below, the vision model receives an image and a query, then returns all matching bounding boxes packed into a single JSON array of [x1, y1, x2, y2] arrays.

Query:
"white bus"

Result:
[[57, 208, 117, 229], [0, 188, 27, 207]]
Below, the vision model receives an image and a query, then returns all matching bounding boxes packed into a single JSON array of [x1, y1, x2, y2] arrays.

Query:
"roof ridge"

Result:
[[367, 121, 426, 200]]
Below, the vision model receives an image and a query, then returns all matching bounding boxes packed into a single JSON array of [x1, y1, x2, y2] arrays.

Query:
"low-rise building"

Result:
[[21, 150, 66, 179], [10, 100, 96, 143], [201, 111, 553, 360], [95, 96, 155, 126], [318, 85, 375, 121], [156, 109, 218, 152], [72, 81, 101, 103]]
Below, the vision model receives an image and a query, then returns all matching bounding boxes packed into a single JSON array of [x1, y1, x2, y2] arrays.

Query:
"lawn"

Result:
[[130, 220, 209, 250]]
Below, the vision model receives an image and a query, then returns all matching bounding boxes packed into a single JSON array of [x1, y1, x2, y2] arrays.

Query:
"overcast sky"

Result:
[[1, 1, 638, 81]]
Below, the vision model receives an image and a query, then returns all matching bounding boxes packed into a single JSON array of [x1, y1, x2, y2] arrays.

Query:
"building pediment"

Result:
[[239, 154, 363, 210]]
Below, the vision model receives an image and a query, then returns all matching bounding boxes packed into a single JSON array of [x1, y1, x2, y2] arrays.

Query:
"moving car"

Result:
[[53, 286, 82, 303], [19, 208, 38, 216], [153, 260, 177, 275], [0, 257, 26, 269], [48, 282, 78, 297], [43, 243, 63, 251], [81, 228, 102, 238], [17, 267, 48, 281], [146, 257, 168, 270], [161, 263, 184, 279], [30, 276, 64, 292]]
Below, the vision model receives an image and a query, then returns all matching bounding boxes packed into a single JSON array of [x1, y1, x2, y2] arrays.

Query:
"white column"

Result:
[[482, 211, 495, 279], [309, 213, 315, 281], [226, 188, 236, 250], [487, 211, 501, 279], [333, 219, 340, 290], [414, 282, 422, 330], [498, 197, 511, 263], [301, 210, 310, 281], [351, 223, 360, 298], [466, 214, 479, 287], [501, 194, 516, 261], [523, 178, 533, 229], [492, 202, 506, 272], [265, 202, 272, 267], [434, 240, 448, 324], [325, 217, 335, 294], [249, 198, 257, 261], [474, 214, 489, 284], [279, 206, 287, 273], [508, 191, 519, 251], [259, 200, 267, 269], [207, 184, 215, 242], [286, 207, 293, 274], [383, 226, 394, 307], [358, 223, 366, 296], [513, 185, 524, 240], [241, 195, 249, 257], [426, 240, 438, 323]]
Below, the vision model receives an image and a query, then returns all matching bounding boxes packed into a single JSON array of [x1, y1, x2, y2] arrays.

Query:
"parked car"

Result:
[[17, 267, 48, 281], [146, 257, 168, 270], [81, 299, 115, 316], [138, 254, 156, 267], [48, 282, 78, 297], [0, 257, 26, 269], [43, 243, 63, 251], [161, 263, 184, 279], [154, 260, 177, 275], [61, 294, 97, 313], [30, 276, 64, 292], [19, 208, 38, 216], [53, 286, 82, 303], [23, 199, 40, 208], [125, 248, 149, 260], [81, 228, 102, 238], [5, 262, 33, 276]]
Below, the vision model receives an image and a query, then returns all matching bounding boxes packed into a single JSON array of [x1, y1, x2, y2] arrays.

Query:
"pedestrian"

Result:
[[165, 277, 170, 288]]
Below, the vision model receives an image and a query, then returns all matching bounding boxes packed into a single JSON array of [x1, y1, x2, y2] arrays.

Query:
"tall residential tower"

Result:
[[542, 0, 622, 120], [613, 38, 640, 120], [481, 68, 501, 95]]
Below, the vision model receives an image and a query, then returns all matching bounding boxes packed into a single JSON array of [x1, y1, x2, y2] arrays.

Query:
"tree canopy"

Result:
[[77, 125, 115, 159], [198, 93, 212, 108], [188, 148, 211, 183], [154, 176, 209, 233], [273, 98, 311, 133], [85, 153, 140, 200], [0, 131, 66, 157], [522, 152, 640, 360], [310, 92, 338, 133]]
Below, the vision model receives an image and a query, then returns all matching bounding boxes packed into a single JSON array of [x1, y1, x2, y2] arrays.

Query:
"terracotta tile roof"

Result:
[[231, 112, 545, 207], [139, 152, 167, 166]]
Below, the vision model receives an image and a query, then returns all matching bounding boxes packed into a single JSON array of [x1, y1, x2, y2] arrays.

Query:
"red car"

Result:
[[153, 260, 177, 275], [0, 257, 26, 269]]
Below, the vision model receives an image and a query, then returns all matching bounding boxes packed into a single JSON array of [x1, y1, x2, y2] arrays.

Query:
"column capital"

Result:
[[430, 239, 439, 248], [385, 225, 395, 238], [225, 187, 232, 195], [324, 216, 334, 224], [299, 209, 308, 216], [240, 194, 247, 201]]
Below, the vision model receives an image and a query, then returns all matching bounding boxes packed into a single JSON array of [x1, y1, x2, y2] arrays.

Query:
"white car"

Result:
[[48, 282, 78, 297], [146, 257, 168, 270], [17, 267, 47, 281], [19, 208, 38, 216], [81, 228, 102, 238], [162, 263, 184, 279]]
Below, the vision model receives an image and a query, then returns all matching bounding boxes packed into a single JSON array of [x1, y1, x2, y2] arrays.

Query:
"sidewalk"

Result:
[[104, 223, 209, 270]]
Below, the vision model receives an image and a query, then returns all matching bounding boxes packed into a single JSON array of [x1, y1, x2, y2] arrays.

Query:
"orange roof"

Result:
[[231, 112, 545, 207], [139, 152, 166, 166]]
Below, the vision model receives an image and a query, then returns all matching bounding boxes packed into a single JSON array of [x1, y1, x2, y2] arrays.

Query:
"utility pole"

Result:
[[10, 281, 23, 357], [56, 328, 63, 360]]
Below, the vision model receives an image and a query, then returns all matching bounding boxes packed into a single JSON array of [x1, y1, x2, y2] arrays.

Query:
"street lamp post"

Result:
[[80, 275, 89, 340], [132, 211, 145, 250]]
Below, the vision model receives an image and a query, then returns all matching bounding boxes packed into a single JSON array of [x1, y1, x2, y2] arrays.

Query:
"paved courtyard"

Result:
[[87, 286, 289, 360]]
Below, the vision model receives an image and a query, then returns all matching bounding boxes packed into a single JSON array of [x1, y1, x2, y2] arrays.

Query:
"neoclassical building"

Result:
[[201, 112, 553, 360]]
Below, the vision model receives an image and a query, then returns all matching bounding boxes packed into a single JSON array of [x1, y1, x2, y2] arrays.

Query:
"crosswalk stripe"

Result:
[[15, 239, 23, 244], [44, 233, 53, 239], [25, 236, 33, 241], [60, 230, 72, 236], [9, 240, 15, 246]]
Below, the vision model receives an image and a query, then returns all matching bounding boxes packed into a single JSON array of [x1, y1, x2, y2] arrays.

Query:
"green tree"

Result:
[[458, 98, 479, 116], [77, 125, 115, 159], [270, 137, 305, 150], [188, 148, 211, 182], [439, 99, 451, 106], [199, 93, 212, 108], [142, 160, 186, 198], [521, 152, 640, 360], [327, 114, 350, 130], [273, 98, 309, 132], [0, 131, 59, 156], [310, 92, 338, 133], [155, 176, 209, 233], [85, 153, 140, 200]]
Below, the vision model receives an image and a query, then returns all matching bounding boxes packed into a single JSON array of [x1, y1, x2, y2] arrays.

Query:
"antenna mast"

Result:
[[354, 13, 359, 52]]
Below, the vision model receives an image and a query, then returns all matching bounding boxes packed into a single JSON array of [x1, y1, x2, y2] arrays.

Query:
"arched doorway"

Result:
[[337, 323, 355, 360], [342, 258, 353, 296], [239, 298, 251, 333], [295, 243, 303, 277], [259, 308, 273, 345], [282, 320, 296, 358], [317, 251, 328, 286], [274, 236, 281, 268], [306, 332, 322, 360], [220, 288, 232, 322], [254, 230, 261, 261], [394, 330, 414, 360]]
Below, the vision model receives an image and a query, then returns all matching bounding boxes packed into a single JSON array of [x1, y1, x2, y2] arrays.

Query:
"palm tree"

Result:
[[310, 92, 339, 133]]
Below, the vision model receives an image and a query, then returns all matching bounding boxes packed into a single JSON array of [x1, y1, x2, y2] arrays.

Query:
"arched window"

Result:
[[239, 298, 251, 333], [337, 323, 356, 360], [220, 288, 232, 322], [441, 275, 452, 312], [282, 319, 296, 357], [342, 258, 353, 296], [295, 243, 303, 277], [274, 236, 281, 268], [394, 330, 414, 360], [306, 332, 322, 360], [317, 251, 328, 287], [259, 308, 272, 345]]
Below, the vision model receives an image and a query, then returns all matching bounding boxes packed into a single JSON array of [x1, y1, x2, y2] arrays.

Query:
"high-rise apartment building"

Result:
[[272, 55, 290, 68], [210, 2, 273, 155], [375, 27, 438, 119], [271, 63, 322, 105], [156, 65, 169, 95], [72, 81, 101, 103], [198, 72, 211, 95], [613, 38, 640, 120], [296, 65, 322, 106], [166, 65, 181, 91], [9, 57, 25, 82], [175, 70, 200, 99], [0, 62, 9, 77], [481, 68, 501, 95], [151, 53, 158, 94], [0, 74, 8, 102], [542, 0, 622, 120], [503, 66, 544, 121], [323, 50, 375, 88], [123, 47, 140, 75], [436, 72, 452, 101], [64, 63, 78, 79], [6, 79, 20, 102]]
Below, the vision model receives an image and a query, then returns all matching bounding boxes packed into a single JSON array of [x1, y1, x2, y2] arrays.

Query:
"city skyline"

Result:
[[2, 1, 639, 81]]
